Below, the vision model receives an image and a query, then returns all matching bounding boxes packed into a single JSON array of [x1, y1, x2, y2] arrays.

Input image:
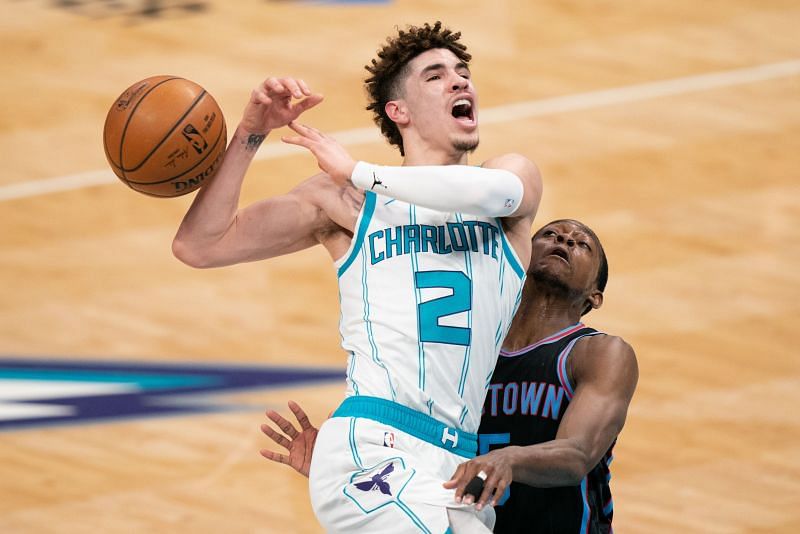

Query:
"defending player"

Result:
[[444, 219, 638, 533], [173, 22, 542, 533]]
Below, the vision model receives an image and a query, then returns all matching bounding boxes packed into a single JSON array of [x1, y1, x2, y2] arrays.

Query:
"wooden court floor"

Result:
[[1, 0, 799, 532]]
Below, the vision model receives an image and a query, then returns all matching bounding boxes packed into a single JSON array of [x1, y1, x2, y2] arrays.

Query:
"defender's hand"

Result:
[[443, 447, 516, 510], [259, 400, 319, 477], [241, 77, 323, 135], [281, 121, 356, 184]]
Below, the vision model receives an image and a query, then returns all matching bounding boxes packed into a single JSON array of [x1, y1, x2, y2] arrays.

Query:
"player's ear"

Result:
[[586, 290, 603, 311], [385, 100, 409, 125]]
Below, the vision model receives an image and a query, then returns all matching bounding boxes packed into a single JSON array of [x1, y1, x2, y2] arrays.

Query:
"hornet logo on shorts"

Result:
[[0, 357, 342, 432], [354, 462, 395, 496]]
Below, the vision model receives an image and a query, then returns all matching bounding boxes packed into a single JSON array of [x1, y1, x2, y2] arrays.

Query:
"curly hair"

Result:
[[364, 21, 472, 156]]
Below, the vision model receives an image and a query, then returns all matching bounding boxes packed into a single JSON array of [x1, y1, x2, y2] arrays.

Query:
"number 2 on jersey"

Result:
[[414, 270, 472, 346]]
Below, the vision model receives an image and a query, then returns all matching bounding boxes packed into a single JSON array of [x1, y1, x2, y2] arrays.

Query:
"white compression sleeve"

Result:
[[350, 161, 524, 217]]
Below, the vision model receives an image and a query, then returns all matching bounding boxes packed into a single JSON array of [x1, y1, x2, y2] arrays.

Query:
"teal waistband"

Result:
[[332, 396, 477, 459]]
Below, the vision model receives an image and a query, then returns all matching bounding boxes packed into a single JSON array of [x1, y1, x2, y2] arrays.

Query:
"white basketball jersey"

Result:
[[335, 191, 525, 433]]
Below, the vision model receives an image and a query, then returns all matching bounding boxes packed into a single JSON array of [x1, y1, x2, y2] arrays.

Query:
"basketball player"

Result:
[[443, 219, 638, 533], [172, 21, 542, 533], [261, 219, 638, 534]]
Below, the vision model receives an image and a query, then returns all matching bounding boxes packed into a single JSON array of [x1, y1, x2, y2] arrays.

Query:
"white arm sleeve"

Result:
[[350, 161, 524, 217]]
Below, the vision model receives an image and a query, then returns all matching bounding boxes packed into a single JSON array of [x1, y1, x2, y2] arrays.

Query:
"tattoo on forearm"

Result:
[[245, 133, 266, 151]]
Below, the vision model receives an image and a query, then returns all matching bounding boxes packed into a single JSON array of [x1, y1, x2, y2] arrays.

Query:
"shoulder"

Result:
[[481, 153, 541, 181], [290, 172, 345, 201], [574, 333, 636, 358], [569, 333, 638, 391]]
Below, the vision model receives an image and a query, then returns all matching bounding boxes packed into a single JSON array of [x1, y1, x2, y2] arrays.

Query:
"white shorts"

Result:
[[308, 396, 495, 533]]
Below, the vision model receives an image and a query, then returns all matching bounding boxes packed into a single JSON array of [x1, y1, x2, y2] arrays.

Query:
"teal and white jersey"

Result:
[[334, 191, 526, 434]]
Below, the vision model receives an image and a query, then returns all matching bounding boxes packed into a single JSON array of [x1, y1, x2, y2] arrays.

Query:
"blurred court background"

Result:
[[1, 0, 799, 532]]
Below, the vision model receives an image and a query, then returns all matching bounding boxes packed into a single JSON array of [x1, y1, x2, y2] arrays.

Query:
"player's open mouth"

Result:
[[547, 248, 570, 264], [451, 98, 475, 125]]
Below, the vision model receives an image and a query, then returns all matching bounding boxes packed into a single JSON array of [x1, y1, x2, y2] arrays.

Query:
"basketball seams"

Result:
[[103, 76, 226, 197], [114, 76, 181, 181], [136, 123, 226, 197], [121, 88, 207, 173], [125, 95, 226, 185]]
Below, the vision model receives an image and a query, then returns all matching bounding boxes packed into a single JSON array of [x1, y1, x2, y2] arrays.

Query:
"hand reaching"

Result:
[[443, 447, 515, 510], [259, 400, 319, 477], [241, 77, 323, 135], [281, 121, 356, 184]]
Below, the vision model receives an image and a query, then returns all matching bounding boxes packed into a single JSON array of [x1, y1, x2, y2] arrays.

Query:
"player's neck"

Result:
[[503, 284, 584, 351], [401, 142, 468, 166]]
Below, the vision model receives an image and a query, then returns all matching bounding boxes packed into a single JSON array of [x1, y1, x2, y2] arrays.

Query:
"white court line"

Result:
[[2, 59, 798, 203]]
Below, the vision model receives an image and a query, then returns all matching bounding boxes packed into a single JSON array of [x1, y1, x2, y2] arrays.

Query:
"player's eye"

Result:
[[542, 230, 555, 237], [579, 242, 591, 250], [427, 75, 441, 81]]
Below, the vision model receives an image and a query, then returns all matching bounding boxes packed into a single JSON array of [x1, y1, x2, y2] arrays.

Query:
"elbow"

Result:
[[562, 463, 590, 486], [475, 169, 524, 217], [557, 448, 594, 486], [566, 452, 597, 485], [172, 236, 214, 269]]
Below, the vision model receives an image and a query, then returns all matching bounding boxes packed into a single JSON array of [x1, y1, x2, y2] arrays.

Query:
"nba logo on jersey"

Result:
[[383, 431, 395, 448]]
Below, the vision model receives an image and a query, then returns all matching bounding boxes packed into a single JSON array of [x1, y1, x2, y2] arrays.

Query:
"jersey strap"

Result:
[[336, 191, 377, 277], [333, 396, 478, 458], [556, 331, 604, 400]]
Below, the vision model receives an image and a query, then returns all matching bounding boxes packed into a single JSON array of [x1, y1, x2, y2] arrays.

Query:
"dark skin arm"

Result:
[[443, 334, 638, 510]]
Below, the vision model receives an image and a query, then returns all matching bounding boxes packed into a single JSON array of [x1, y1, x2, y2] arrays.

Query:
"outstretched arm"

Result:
[[282, 122, 542, 220], [444, 335, 638, 510], [172, 78, 326, 268]]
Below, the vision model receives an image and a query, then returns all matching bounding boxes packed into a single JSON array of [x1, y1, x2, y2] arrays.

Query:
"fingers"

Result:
[[287, 121, 324, 139], [288, 400, 314, 431], [260, 423, 292, 450], [489, 478, 510, 508], [475, 472, 495, 511], [282, 122, 325, 149], [470, 469, 509, 510], [297, 79, 312, 96], [443, 462, 466, 489], [293, 93, 324, 114], [280, 135, 313, 149], [250, 89, 272, 106], [444, 458, 510, 510], [260, 77, 318, 100], [446, 463, 489, 506], [281, 78, 305, 99], [259, 448, 289, 465], [265, 409, 300, 439], [263, 77, 291, 97]]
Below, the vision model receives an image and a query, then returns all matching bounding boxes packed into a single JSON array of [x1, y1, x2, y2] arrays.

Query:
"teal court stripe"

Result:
[[0, 370, 217, 389]]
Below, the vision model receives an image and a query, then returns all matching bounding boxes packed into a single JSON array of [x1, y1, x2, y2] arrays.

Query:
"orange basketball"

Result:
[[103, 76, 227, 197]]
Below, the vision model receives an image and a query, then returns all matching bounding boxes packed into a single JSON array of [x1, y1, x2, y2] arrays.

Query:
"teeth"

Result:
[[453, 99, 471, 108]]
